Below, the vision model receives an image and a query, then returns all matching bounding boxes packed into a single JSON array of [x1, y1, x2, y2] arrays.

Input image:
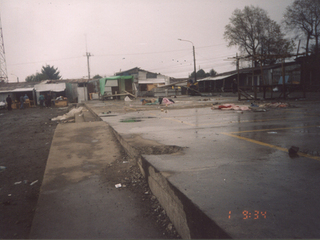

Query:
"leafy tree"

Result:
[[93, 74, 102, 79], [25, 65, 61, 82], [190, 69, 217, 79], [25, 72, 46, 82], [41, 65, 61, 80], [209, 68, 217, 76], [224, 5, 294, 66], [283, 0, 320, 56]]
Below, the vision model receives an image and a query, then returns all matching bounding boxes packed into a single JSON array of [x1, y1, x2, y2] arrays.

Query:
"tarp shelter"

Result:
[[34, 82, 66, 105], [9, 88, 36, 105], [34, 83, 66, 92], [99, 76, 133, 97]]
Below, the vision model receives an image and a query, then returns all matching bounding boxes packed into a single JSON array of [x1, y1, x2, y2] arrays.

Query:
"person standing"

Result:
[[6, 94, 12, 111], [232, 79, 238, 94], [39, 94, 45, 108], [20, 95, 25, 109], [46, 93, 52, 107]]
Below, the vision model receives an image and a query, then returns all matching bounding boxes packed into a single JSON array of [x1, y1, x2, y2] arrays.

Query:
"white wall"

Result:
[[77, 87, 88, 103]]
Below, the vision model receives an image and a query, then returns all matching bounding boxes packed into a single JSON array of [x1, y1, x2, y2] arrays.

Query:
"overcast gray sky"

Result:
[[1, 0, 294, 82]]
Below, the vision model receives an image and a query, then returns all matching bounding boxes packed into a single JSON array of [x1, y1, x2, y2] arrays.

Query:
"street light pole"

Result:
[[11, 73, 19, 82], [178, 38, 197, 82]]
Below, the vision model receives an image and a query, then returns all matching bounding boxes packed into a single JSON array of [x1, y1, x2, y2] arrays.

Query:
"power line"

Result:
[[7, 56, 83, 66]]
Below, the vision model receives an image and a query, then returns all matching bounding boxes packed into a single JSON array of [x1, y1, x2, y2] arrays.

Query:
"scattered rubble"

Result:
[[104, 154, 180, 239], [30, 180, 39, 186], [211, 102, 294, 112], [259, 102, 290, 108], [211, 104, 251, 111], [289, 146, 300, 158]]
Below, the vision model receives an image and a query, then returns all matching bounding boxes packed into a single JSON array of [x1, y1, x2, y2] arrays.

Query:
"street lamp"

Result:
[[11, 73, 19, 83], [178, 38, 197, 82]]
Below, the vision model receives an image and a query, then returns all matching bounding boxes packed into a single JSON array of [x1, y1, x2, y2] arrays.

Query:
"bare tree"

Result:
[[224, 5, 293, 66], [283, 0, 320, 56]]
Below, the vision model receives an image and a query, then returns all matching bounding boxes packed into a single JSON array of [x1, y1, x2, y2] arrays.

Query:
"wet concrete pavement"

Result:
[[29, 121, 169, 239], [86, 97, 320, 238]]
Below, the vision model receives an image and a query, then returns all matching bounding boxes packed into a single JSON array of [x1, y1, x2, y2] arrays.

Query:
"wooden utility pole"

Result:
[[236, 53, 240, 101], [281, 58, 286, 100]]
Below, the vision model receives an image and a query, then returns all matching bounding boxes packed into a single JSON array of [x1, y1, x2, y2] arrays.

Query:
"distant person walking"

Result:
[[46, 93, 52, 107], [20, 95, 25, 109], [232, 79, 238, 94], [6, 94, 12, 111], [39, 94, 45, 109], [23, 94, 29, 101]]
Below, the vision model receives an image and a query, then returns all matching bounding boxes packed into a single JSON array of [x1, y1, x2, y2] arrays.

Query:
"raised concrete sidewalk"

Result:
[[85, 97, 320, 239], [29, 121, 166, 239]]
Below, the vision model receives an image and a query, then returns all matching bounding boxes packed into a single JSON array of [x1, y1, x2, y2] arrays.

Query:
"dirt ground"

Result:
[[0, 106, 180, 239]]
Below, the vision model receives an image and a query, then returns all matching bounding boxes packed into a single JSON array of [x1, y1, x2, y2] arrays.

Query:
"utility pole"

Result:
[[84, 34, 92, 80], [86, 52, 92, 80], [236, 53, 240, 101], [178, 39, 197, 82], [0, 14, 8, 83]]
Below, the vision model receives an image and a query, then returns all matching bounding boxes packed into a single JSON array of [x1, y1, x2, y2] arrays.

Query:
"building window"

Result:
[[146, 72, 157, 78]]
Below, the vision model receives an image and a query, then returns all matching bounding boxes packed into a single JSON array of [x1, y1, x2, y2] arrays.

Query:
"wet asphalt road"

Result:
[[95, 100, 320, 238]]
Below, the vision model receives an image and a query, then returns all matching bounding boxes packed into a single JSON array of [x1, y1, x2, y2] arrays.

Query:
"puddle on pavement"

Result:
[[100, 115, 117, 117], [121, 119, 142, 123], [120, 117, 155, 123]]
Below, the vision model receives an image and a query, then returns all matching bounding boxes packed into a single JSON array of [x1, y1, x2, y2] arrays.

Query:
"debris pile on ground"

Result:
[[289, 146, 300, 157], [259, 102, 290, 108], [249, 103, 267, 112], [124, 96, 132, 102], [161, 97, 175, 105], [211, 104, 250, 111], [212, 102, 293, 112], [104, 154, 180, 239], [51, 107, 83, 121], [141, 98, 159, 105], [141, 98, 175, 106]]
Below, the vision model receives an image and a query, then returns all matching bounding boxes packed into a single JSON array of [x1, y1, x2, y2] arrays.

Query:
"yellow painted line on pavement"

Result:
[[221, 132, 320, 161], [222, 132, 289, 152]]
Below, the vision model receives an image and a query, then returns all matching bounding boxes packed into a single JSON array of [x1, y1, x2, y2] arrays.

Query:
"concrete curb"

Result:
[[84, 103, 231, 239]]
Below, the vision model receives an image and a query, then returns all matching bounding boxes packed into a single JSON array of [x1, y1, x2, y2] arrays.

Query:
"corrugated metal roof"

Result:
[[103, 76, 133, 80], [139, 78, 165, 84], [197, 74, 236, 82], [48, 79, 90, 83], [11, 88, 34, 92], [0, 82, 38, 91]]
